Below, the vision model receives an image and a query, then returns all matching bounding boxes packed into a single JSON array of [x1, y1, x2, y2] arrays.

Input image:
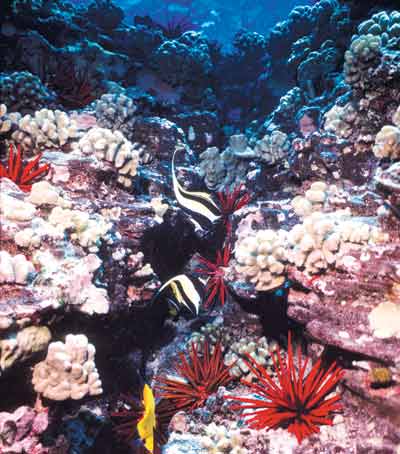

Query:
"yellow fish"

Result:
[[137, 384, 157, 453]]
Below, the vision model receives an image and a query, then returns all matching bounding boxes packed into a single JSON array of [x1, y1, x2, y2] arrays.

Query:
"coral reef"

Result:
[[1, 0, 400, 452]]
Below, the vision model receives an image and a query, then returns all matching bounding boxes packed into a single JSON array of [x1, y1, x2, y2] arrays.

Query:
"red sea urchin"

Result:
[[217, 185, 251, 237], [155, 340, 232, 411], [0, 143, 50, 192], [227, 332, 344, 444], [195, 244, 231, 308]]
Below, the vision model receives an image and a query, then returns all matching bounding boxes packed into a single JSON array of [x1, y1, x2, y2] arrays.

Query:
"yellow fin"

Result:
[[137, 384, 156, 453], [170, 281, 183, 304]]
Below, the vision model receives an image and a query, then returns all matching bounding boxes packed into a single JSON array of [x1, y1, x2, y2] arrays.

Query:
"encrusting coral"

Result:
[[368, 301, 400, 339], [32, 334, 103, 401]]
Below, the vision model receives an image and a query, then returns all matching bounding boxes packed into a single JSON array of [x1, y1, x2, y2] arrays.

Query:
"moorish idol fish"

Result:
[[172, 149, 221, 229], [137, 384, 157, 454], [153, 274, 203, 317]]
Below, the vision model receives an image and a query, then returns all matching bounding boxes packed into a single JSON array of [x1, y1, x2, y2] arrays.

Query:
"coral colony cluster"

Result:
[[1, 0, 400, 453]]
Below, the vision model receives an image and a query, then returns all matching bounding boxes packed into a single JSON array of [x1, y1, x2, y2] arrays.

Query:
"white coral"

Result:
[[235, 229, 288, 291], [0, 251, 35, 284], [200, 423, 248, 454], [291, 181, 339, 218], [73, 127, 139, 187], [0, 104, 17, 134], [344, 34, 381, 85], [324, 103, 357, 139], [48, 206, 112, 251], [32, 334, 103, 401], [12, 109, 80, 152], [0, 193, 36, 221], [373, 125, 400, 159], [224, 336, 276, 379], [27, 181, 68, 207], [287, 211, 386, 274]]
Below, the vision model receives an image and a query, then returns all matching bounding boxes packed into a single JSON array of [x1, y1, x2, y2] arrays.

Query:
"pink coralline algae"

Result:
[[0, 406, 49, 453]]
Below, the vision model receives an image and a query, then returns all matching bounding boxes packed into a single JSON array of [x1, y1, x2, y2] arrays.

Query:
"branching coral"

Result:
[[200, 423, 248, 454], [344, 34, 382, 89], [373, 126, 400, 160], [72, 127, 139, 187], [253, 130, 290, 165], [0, 143, 50, 191], [151, 31, 212, 87], [357, 10, 400, 50], [373, 109, 400, 160], [291, 181, 339, 218], [234, 229, 288, 291], [198, 144, 250, 192], [224, 336, 277, 380], [95, 93, 137, 133], [155, 340, 232, 412], [11, 108, 80, 153], [227, 332, 344, 444], [287, 211, 386, 274], [0, 104, 16, 134], [47, 206, 112, 251]]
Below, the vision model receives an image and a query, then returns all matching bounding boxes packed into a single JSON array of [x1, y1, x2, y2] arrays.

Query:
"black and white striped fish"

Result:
[[172, 149, 221, 229], [153, 274, 203, 317]]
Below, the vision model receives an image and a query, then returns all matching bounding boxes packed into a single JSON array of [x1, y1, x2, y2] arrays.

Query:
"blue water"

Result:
[[69, 0, 315, 47]]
